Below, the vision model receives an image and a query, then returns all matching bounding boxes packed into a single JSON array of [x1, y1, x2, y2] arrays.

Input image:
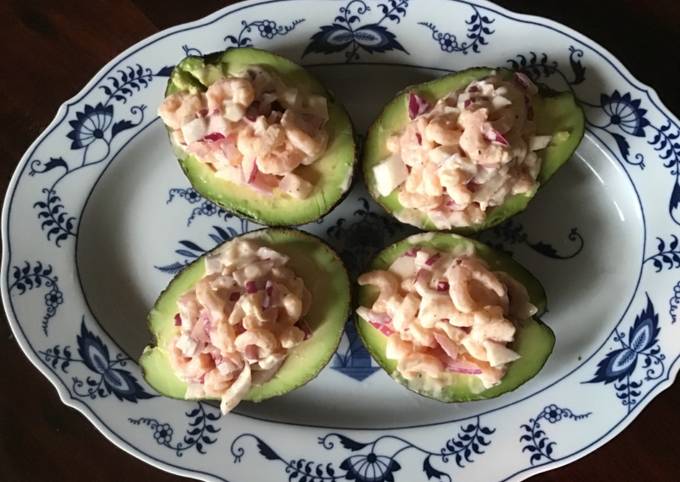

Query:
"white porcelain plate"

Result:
[[3, 1, 680, 480]]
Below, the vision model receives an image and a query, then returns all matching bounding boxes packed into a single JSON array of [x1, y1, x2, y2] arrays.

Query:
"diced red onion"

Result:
[[229, 291, 241, 302], [514, 72, 538, 94], [174, 314, 182, 326], [425, 253, 441, 266], [366, 310, 391, 325], [263, 280, 273, 308], [363, 310, 393, 336], [436, 280, 449, 291], [244, 344, 259, 360], [468, 85, 480, 93], [464, 98, 474, 109], [198, 374, 206, 384], [483, 126, 510, 147], [408, 92, 431, 120], [368, 319, 394, 336], [446, 358, 483, 375], [433, 332, 458, 360], [203, 132, 225, 142], [198, 108, 209, 117], [404, 247, 420, 257], [247, 164, 259, 184], [245, 281, 258, 294]]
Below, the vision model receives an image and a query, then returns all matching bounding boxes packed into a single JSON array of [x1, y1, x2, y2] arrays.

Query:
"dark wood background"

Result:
[[1, 1, 679, 480]]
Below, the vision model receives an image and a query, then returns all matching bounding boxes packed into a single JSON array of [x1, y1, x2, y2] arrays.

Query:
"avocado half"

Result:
[[164, 47, 357, 226], [140, 228, 350, 403], [355, 232, 554, 402], [362, 67, 585, 233]]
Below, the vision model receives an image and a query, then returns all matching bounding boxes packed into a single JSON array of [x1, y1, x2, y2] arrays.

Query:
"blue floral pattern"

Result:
[[129, 402, 221, 456], [303, 0, 409, 62], [224, 18, 304, 47], [231, 417, 494, 482], [478, 219, 585, 260], [165, 186, 251, 231], [586, 295, 666, 411], [507, 46, 680, 225], [326, 197, 408, 381], [8, 261, 62, 335], [39, 318, 155, 402], [520, 405, 591, 465], [29, 62, 169, 246], [419, 6, 494, 54], [670, 281, 680, 324], [645, 235, 680, 271], [4, 3, 680, 481], [155, 225, 237, 274]]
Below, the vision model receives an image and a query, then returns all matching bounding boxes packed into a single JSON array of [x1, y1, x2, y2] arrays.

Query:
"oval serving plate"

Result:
[[3, 1, 680, 480]]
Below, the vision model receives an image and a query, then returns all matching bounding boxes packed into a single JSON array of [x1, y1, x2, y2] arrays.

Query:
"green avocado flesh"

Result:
[[355, 232, 554, 402], [140, 229, 350, 403], [362, 67, 585, 233], [165, 47, 356, 226]]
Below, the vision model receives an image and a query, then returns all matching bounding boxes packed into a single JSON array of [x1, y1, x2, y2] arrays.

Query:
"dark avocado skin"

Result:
[[141, 228, 351, 403], [354, 232, 555, 403], [361, 67, 586, 234], [162, 47, 357, 226]]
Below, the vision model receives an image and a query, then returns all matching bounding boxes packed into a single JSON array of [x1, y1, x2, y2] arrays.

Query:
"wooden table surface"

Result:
[[1, 1, 679, 481]]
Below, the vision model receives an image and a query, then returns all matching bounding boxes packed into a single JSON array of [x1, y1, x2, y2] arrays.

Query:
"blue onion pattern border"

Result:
[[2, 2, 679, 482]]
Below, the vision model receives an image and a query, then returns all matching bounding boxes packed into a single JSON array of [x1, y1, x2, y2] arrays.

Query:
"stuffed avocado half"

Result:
[[362, 67, 585, 233], [140, 228, 350, 413], [161, 47, 356, 226], [355, 232, 554, 402]]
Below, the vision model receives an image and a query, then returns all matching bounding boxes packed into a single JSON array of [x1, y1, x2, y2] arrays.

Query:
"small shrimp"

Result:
[[195, 275, 226, 324], [279, 325, 305, 349], [495, 271, 537, 320], [202, 368, 232, 397], [418, 294, 458, 328], [220, 363, 252, 414], [425, 114, 462, 146], [281, 110, 328, 161], [256, 142, 306, 175], [280, 293, 303, 322], [398, 191, 444, 210], [158, 92, 205, 130], [235, 329, 280, 360], [392, 292, 420, 331], [210, 320, 236, 353], [385, 334, 412, 361], [460, 336, 488, 361], [398, 352, 445, 379], [407, 320, 436, 348], [421, 162, 443, 196], [399, 119, 430, 166], [472, 306, 515, 343], [358, 270, 400, 312], [439, 167, 474, 205], [206, 77, 255, 112], [446, 257, 508, 313]]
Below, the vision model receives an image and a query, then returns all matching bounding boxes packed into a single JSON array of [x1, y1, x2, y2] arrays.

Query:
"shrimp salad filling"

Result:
[[357, 245, 537, 390], [374, 72, 554, 229], [169, 239, 311, 414], [159, 66, 329, 199]]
